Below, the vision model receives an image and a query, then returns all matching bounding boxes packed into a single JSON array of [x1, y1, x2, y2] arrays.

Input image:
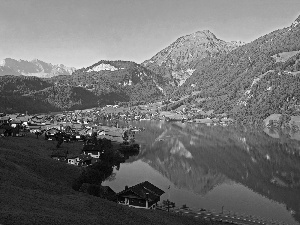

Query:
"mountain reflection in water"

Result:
[[103, 121, 300, 225]]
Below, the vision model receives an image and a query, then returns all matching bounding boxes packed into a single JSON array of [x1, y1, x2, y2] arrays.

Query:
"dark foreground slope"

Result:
[[0, 134, 207, 225]]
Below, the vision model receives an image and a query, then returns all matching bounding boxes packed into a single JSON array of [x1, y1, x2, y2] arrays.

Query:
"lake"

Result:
[[103, 120, 300, 225]]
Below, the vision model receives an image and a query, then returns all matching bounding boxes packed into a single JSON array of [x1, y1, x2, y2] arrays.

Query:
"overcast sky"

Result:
[[0, 0, 300, 68]]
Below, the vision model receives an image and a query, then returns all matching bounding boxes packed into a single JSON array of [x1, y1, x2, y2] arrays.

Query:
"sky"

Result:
[[0, 0, 300, 68]]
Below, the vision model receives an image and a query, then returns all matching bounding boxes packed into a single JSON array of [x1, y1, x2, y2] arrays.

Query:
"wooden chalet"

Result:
[[82, 138, 112, 158], [117, 181, 165, 209], [82, 143, 102, 158], [45, 128, 60, 140], [67, 154, 93, 166], [10, 120, 22, 128], [67, 155, 80, 166]]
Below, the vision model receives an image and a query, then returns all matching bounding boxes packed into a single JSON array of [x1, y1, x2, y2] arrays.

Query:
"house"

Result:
[[82, 145, 102, 158], [45, 128, 59, 140], [10, 120, 22, 128], [67, 155, 80, 166], [117, 181, 165, 209], [82, 138, 112, 158], [78, 155, 93, 166], [67, 154, 93, 166]]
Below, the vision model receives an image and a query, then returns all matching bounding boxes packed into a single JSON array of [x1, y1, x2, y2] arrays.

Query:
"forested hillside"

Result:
[[174, 15, 300, 122], [0, 61, 166, 113], [0, 76, 58, 113], [49, 60, 166, 102]]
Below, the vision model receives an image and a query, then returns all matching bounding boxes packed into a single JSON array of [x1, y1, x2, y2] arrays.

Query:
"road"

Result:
[[156, 206, 287, 225]]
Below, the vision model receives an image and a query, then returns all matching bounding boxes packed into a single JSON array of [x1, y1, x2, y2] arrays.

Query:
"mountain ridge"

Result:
[[0, 58, 76, 78], [171, 15, 300, 122], [0, 60, 166, 113], [142, 30, 245, 88]]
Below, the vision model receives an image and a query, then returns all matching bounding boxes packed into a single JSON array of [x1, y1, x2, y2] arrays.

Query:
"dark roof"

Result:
[[46, 128, 60, 133], [117, 181, 164, 202]]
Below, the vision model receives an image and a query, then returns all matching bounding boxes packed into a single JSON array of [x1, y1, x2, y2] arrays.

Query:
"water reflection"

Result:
[[104, 121, 300, 225], [264, 127, 300, 141]]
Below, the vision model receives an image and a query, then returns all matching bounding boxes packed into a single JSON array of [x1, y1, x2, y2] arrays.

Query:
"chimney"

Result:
[[125, 185, 128, 190]]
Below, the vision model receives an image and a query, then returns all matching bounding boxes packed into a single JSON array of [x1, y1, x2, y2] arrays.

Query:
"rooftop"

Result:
[[117, 181, 165, 202]]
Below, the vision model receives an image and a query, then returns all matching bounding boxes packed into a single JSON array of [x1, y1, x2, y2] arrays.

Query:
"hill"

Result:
[[172, 15, 300, 123], [0, 76, 60, 113], [0, 60, 166, 113], [0, 133, 209, 225], [0, 58, 76, 78], [50, 60, 166, 102], [0, 75, 97, 113], [142, 30, 244, 90]]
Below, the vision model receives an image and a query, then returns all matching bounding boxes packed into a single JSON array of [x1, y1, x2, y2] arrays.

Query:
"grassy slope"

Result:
[[0, 133, 208, 225]]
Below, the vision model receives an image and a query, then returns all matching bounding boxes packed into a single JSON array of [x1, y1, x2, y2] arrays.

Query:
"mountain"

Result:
[[171, 15, 300, 122], [0, 75, 103, 113], [0, 60, 166, 113], [50, 60, 166, 102], [142, 30, 244, 88], [0, 58, 76, 78]]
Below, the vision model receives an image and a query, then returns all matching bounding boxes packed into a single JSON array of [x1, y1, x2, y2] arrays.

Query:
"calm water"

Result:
[[103, 121, 300, 225]]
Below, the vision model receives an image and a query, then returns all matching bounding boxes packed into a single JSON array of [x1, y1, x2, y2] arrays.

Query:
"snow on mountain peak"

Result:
[[87, 63, 122, 72], [0, 58, 76, 77]]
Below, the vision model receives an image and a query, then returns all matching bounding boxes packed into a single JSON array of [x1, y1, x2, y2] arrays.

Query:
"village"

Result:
[[0, 103, 232, 211], [0, 103, 237, 211], [0, 106, 291, 225], [0, 100, 235, 142], [0, 107, 175, 213], [0, 100, 234, 133]]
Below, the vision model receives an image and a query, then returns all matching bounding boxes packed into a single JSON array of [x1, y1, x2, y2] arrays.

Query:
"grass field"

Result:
[[0, 133, 211, 225]]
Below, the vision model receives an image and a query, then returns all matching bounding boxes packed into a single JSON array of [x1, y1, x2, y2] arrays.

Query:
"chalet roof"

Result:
[[117, 181, 164, 202]]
